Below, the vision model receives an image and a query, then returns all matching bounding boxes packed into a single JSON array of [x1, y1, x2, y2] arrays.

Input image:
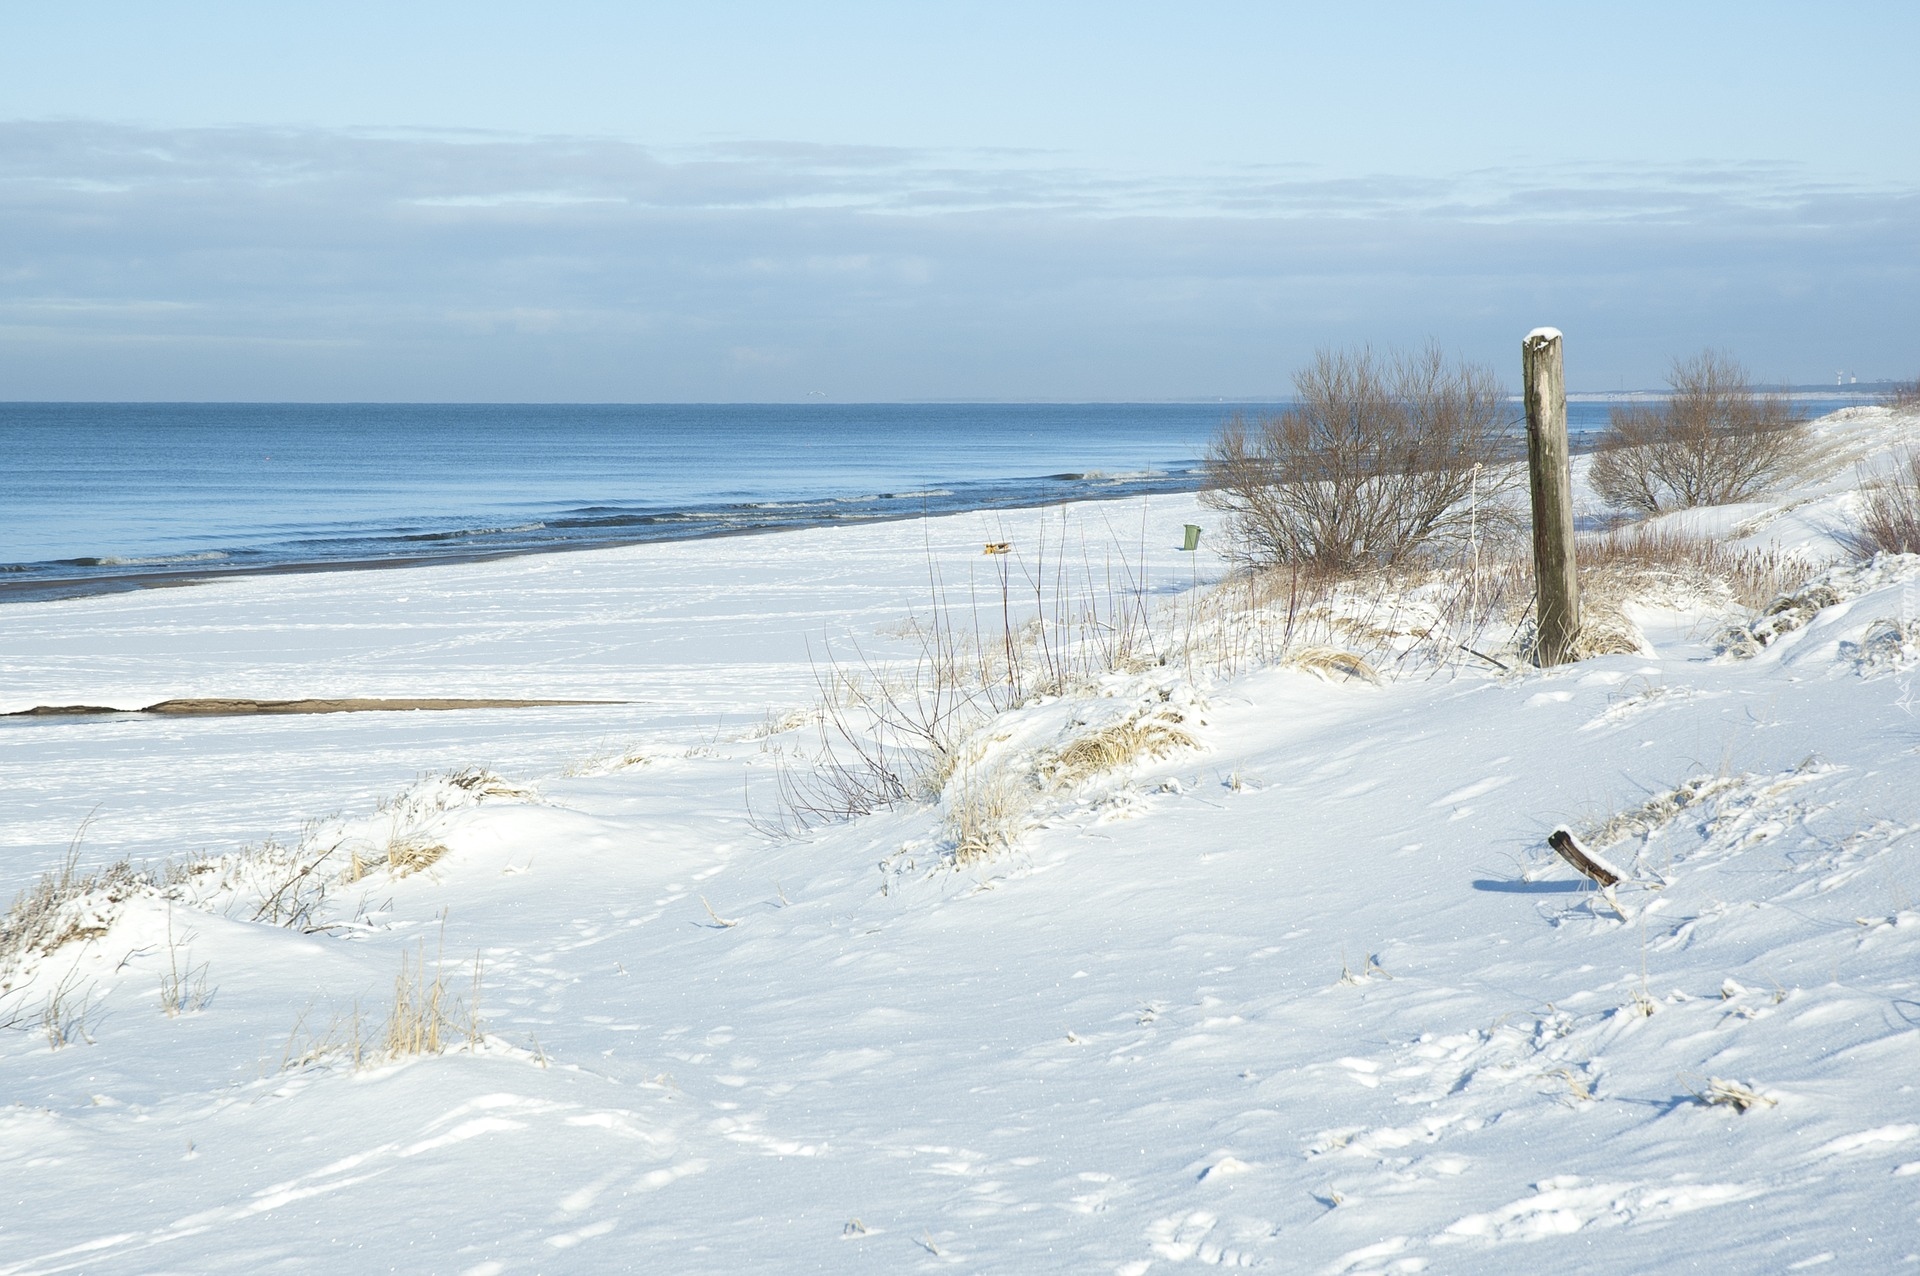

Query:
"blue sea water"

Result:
[[0, 398, 1867, 602], [0, 403, 1235, 601]]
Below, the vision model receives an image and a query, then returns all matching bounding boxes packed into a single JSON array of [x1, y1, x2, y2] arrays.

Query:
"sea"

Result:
[[0, 398, 1878, 603]]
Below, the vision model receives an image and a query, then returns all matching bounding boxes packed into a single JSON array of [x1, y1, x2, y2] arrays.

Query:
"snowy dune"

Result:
[[3, 408, 1920, 1272]]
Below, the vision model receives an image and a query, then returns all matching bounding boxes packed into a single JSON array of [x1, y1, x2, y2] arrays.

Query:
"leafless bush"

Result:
[[1883, 377, 1920, 411], [1589, 352, 1808, 513], [1850, 450, 1920, 557], [1203, 345, 1518, 572]]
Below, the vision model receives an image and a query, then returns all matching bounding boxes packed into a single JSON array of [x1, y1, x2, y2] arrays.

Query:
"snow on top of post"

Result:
[[1525, 326, 1563, 342]]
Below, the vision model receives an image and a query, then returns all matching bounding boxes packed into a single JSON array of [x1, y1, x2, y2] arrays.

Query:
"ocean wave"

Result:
[[400, 522, 547, 543], [1080, 469, 1168, 482], [66, 550, 232, 567], [831, 489, 957, 503]]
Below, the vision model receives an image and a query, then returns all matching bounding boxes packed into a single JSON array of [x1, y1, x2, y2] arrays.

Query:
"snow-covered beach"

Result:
[[5, 406, 1920, 1273]]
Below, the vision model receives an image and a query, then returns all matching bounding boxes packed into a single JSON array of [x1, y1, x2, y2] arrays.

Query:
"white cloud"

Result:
[[0, 121, 1914, 399]]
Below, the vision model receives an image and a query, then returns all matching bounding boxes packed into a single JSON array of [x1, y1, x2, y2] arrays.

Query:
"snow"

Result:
[[1524, 327, 1563, 343], [5, 413, 1920, 1271]]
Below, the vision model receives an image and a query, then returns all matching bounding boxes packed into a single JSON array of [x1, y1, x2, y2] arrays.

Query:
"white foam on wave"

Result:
[[89, 550, 231, 567]]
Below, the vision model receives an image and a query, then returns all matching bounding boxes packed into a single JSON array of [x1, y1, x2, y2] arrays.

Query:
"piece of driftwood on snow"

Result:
[[1548, 827, 1621, 887]]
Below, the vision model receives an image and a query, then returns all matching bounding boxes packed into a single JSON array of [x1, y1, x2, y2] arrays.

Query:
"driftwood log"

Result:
[[1548, 827, 1621, 887]]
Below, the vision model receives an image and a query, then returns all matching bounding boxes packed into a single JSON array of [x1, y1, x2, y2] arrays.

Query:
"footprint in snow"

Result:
[[1143, 1210, 1259, 1266]]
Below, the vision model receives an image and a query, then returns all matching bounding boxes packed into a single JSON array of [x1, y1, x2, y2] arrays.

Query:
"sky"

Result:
[[1, 1, 1915, 400]]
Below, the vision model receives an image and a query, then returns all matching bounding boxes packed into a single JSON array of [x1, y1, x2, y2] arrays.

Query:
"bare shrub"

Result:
[[1883, 377, 1920, 412], [1850, 450, 1920, 557], [1203, 345, 1518, 572], [1590, 352, 1808, 513]]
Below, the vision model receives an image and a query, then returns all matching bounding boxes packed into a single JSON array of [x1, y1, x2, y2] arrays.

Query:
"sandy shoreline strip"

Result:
[[4, 696, 624, 719]]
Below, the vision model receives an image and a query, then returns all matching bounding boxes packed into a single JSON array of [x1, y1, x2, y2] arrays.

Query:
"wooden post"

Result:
[[1522, 327, 1580, 666]]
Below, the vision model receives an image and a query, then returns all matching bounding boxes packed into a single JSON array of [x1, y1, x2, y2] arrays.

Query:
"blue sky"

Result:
[[1, 2, 1914, 399]]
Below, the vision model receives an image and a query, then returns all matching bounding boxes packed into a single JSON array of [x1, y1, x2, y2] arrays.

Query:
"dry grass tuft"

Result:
[[1179, 559, 1503, 681], [1286, 646, 1380, 683], [939, 701, 1201, 863], [341, 766, 535, 882], [945, 757, 1034, 865], [558, 744, 654, 777], [1547, 1067, 1596, 1104], [37, 969, 101, 1049], [1, 820, 142, 993], [1712, 577, 1848, 660], [1573, 527, 1814, 615], [383, 840, 451, 877], [1043, 715, 1198, 786], [1468, 527, 1821, 667], [383, 942, 482, 1059], [443, 767, 535, 801], [1698, 1077, 1777, 1112], [157, 907, 212, 1017], [1568, 602, 1650, 659], [1580, 773, 1741, 851], [743, 707, 817, 742], [285, 942, 484, 1071]]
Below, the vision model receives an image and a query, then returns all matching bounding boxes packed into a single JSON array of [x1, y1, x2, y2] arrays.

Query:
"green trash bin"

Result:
[[1181, 524, 1202, 552]]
